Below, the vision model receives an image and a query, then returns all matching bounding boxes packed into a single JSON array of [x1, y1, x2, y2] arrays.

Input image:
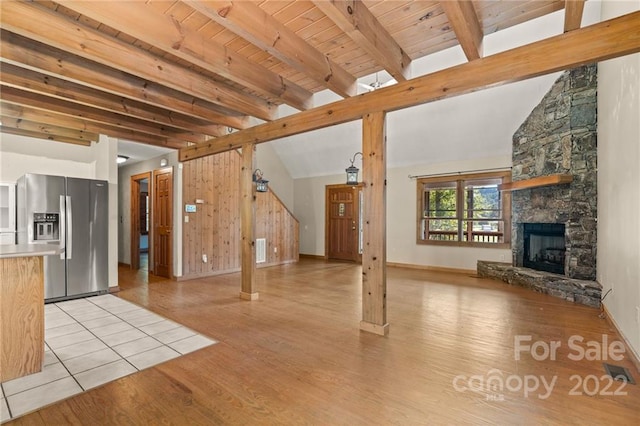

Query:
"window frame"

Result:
[[416, 171, 511, 248]]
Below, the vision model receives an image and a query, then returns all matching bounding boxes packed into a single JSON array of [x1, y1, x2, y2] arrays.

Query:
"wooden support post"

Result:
[[360, 111, 388, 336], [240, 144, 258, 300]]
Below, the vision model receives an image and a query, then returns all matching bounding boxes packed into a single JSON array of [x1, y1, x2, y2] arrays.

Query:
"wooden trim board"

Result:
[[386, 262, 477, 275]]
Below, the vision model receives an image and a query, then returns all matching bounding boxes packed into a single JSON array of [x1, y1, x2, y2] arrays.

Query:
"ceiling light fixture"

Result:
[[116, 155, 129, 164]]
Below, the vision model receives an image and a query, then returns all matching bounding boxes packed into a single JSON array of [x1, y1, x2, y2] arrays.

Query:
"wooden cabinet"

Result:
[[0, 182, 17, 238], [0, 255, 44, 382]]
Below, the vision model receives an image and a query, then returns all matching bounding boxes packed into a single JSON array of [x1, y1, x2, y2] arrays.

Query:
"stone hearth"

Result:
[[477, 261, 601, 308]]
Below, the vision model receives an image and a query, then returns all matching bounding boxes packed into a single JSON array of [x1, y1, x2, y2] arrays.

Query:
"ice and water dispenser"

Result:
[[33, 212, 60, 242]]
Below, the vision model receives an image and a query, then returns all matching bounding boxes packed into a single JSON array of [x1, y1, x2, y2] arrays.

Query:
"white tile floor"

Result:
[[0, 294, 217, 423]]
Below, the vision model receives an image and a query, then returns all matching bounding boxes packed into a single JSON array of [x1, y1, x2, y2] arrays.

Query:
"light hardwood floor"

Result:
[[10, 259, 640, 424]]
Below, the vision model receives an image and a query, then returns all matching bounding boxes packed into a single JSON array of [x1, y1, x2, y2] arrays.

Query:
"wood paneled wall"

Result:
[[256, 188, 299, 267], [182, 151, 298, 279]]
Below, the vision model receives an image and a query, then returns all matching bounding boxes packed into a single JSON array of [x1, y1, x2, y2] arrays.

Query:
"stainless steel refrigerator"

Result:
[[17, 174, 109, 302]]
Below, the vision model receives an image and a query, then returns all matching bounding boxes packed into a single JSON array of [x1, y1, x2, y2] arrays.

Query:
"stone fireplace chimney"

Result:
[[511, 65, 597, 281]]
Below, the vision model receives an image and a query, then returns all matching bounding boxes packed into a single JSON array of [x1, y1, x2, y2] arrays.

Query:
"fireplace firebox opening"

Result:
[[522, 223, 566, 275]]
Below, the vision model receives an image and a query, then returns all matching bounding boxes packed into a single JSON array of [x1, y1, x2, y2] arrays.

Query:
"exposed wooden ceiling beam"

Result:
[[0, 102, 184, 149], [440, 1, 484, 61], [0, 63, 227, 138], [564, 0, 586, 32], [0, 30, 249, 130], [0, 1, 276, 121], [0, 126, 92, 147], [0, 115, 98, 143], [189, 0, 357, 98], [180, 11, 640, 161], [313, 0, 411, 82], [61, 1, 313, 111], [2, 102, 96, 132], [1, 87, 197, 147]]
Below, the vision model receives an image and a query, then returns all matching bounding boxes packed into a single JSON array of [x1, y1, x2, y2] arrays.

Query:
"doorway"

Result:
[[139, 179, 149, 270], [130, 172, 151, 272], [153, 167, 173, 278], [325, 184, 362, 262]]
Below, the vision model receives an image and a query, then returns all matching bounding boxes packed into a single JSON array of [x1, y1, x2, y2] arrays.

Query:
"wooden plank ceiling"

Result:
[[0, 0, 575, 149]]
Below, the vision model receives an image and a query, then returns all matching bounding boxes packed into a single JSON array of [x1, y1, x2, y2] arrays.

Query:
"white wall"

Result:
[[256, 143, 294, 210], [294, 155, 512, 270], [0, 134, 95, 182], [117, 151, 183, 277], [294, 173, 340, 256], [0, 132, 119, 288], [597, 0, 640, 358]]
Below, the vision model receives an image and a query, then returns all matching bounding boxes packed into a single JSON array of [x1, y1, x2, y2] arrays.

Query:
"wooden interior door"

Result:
[[326, 184, 361, 262], [153, 167, 173, 278]]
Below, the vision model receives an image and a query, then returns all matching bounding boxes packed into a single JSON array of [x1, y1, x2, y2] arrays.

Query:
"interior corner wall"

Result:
[[294, 155, 512, 270], [117, 151, 182, 277], [256, 143, 294, 210], [181, 151, 298, 279], [597, 0, 640, 359], [92, 135, 119, 289]]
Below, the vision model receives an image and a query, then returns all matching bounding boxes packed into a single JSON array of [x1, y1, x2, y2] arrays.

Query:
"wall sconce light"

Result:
[[116, 155, 129, 164], [253, 169, 269, 192], [346, 152, 363, 185], [160, 158, 168, 167]]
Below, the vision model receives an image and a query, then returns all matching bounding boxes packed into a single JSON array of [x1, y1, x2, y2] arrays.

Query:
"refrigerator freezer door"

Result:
[[65, 178, 108, 297], [18, 174, 66, 300]]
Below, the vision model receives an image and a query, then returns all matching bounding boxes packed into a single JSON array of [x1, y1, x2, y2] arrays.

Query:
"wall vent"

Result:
[[256, 238, 266, 264]]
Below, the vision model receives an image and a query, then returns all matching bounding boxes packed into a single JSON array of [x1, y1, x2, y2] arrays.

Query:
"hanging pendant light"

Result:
[[346, 152, 363, 185]]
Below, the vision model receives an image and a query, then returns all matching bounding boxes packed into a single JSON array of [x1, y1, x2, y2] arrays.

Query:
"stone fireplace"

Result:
[[511, 65, 597, 281], [478, 65, 601, 307]]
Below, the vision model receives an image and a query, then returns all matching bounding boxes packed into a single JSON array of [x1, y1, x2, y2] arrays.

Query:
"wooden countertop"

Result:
[[0, 244, 61, 259]]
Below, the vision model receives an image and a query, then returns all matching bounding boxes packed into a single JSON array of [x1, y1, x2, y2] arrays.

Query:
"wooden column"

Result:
[[240, 144, 258, 300], [360, 111, 388, 336]]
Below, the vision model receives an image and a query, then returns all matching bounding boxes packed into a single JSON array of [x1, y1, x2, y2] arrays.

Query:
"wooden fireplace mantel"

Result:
[[498, 174, 573, 192]]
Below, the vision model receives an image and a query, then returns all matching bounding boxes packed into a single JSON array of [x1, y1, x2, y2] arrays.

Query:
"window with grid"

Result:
[[417, 171, 511, 246]]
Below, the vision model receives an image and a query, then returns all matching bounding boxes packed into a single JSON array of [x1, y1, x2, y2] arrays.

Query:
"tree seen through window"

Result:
[[417, 172, 511, 245]]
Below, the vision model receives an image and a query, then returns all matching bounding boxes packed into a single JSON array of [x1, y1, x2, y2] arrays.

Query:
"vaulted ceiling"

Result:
[[0, 0, 584, 151]]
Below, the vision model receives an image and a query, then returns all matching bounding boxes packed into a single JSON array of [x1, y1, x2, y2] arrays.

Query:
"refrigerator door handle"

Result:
[[66, 195, 73, 260], [59, 195, 66, 259]]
